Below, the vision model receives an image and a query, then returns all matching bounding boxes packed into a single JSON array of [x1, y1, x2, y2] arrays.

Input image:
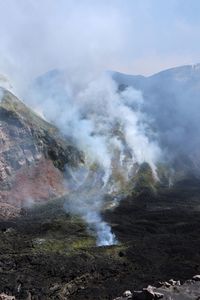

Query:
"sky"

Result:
[[0, 0, 200, 86]]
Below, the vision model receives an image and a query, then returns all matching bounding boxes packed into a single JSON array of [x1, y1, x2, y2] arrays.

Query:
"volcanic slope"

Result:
[[0, 87, 82, 217], [0, 177, 200, 299], [0, 74, 200, 299]]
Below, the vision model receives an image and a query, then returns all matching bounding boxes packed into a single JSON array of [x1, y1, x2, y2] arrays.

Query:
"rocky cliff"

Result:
[[0, 87, 82, 218]]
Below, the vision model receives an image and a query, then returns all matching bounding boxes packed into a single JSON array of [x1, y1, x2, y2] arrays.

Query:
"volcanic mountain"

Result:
[[0, 66, 200, 299], [29, 64, 200, 178]]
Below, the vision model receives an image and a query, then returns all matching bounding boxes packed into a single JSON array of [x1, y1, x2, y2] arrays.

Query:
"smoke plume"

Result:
[[0, 1, 199, 245], [114, 66, 200, 176], [29, 71, 160, 245], [0, 1, 163, 245]]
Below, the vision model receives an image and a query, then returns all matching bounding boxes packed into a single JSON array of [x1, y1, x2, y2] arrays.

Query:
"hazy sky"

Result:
[[0, 0, 200, 83]]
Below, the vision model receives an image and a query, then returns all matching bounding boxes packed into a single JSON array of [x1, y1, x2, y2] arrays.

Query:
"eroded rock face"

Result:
[[0, 88, 82, 218]]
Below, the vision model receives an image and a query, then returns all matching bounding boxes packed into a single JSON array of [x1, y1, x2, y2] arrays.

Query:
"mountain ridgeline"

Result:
[[113, 64, 200, 177], [28, 64, 200, 183]]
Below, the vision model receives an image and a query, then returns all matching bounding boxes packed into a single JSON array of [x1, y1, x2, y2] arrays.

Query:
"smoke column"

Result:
[[28, 71, 161, 245], [0, 1, 163, 246]]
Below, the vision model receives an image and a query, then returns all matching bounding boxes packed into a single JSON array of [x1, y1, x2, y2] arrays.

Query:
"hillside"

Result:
[[0, 87, 82, 218], [113, 64, 200, 176]]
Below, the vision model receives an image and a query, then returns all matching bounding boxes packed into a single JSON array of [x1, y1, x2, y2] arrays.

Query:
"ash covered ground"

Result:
[[0, 177, 200, 299]]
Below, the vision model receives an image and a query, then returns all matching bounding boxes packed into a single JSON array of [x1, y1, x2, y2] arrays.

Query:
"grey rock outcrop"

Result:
[[0, 293, 15, 300], [113, 276, 200, 300]]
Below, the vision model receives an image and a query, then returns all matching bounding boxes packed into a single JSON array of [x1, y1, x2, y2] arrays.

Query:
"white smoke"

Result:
[[86, 212, 117, 246], [64, 165, 117, 246], [0, 75, 14, 97], [113, 65, 200, 175], [28, 71, 161, 245], [29, 72, 160, 173], [0, 88, 4, 102], [0, 1, 163, 246]]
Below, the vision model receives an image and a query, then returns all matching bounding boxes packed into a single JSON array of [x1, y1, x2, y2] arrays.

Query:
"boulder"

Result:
[[113, 287, 163, 300], [0, 293, 15, 300], [193, 275, 200, 282]]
